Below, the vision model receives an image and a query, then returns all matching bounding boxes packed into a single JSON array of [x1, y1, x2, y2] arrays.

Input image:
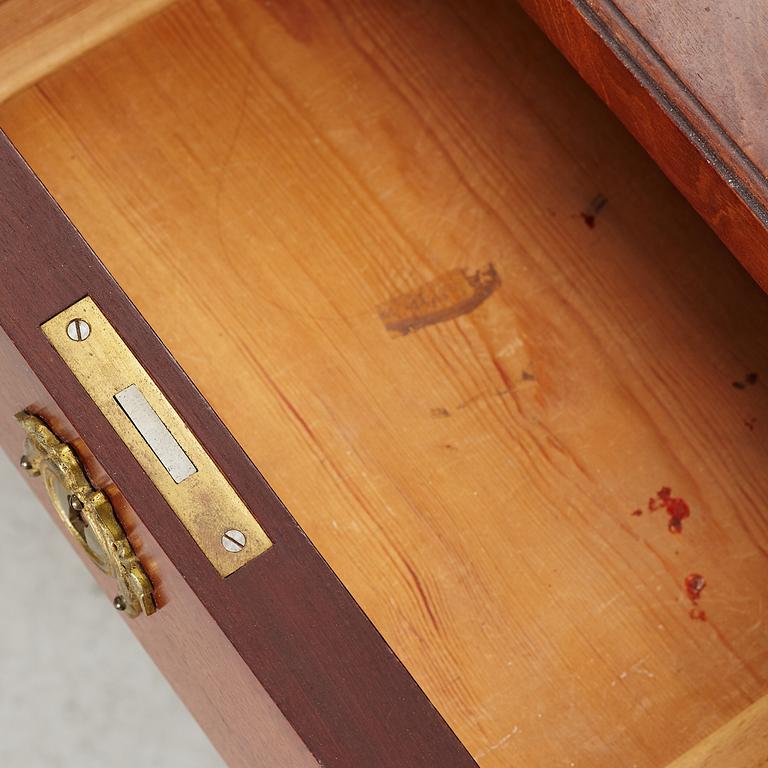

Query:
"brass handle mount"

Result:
[[17, 412, 156, 618]]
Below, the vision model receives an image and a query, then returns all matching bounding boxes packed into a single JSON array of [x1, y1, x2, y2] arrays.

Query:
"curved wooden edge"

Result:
[[0, 130, 478, 768], [664, 694, 768, 768], [0, 0, 177, 104], [517, 0, 768, 293]]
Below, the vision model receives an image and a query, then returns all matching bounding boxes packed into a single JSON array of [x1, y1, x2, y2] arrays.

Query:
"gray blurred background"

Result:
[[0, 450, 225, 768]]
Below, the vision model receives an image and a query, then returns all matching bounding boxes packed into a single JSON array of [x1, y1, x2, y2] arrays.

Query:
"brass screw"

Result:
[[66, 318, 91, 342], [20, 455, 39, 477], [222, 529, 246, 553], [69, 496, 85, 514], [113, 596, 127, 612]]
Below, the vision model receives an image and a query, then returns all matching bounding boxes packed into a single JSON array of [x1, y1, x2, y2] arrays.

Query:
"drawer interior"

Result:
[[2, 1, 767, 765]]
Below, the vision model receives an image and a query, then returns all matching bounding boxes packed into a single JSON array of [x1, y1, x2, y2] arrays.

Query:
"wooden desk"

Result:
[[1, 1, 767, 765]]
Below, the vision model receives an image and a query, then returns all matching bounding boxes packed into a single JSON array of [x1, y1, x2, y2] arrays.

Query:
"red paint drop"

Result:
[[684, 574, 707, 621], [581, 213, 596, 229], [648, 486, 690, 533], [630, 508, 643, 517], [685, 573, 706, 604]]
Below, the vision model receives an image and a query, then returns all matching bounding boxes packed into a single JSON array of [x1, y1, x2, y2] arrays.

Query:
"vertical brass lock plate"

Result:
[[41, 296, 272, 577]]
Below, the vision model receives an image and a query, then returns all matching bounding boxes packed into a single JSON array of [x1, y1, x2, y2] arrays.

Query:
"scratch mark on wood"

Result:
[[378, 263, 500, 337], [475, 730, 516, 759], [456, 388, 510, 410]]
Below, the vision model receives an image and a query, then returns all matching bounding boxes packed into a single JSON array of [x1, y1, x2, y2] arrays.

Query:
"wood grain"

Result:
[[1, 0, 768, 765], [0, 0, 177, 104], [665, 694, 768, 768], [518, 0, 768, 293]]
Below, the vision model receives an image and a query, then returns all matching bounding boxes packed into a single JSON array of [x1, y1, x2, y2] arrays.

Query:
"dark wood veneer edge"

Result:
[[0, 131, 478, 768], [581, 0, 768, 221]]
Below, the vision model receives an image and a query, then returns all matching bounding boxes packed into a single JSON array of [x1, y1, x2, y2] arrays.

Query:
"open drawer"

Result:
[[1, 1, 767, 766]]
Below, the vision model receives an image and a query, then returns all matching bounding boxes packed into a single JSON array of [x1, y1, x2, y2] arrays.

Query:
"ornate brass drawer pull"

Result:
[[17, 412, 156, 618]]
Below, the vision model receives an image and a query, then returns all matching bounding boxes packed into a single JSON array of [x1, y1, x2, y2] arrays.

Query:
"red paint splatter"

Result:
[[630, 508, 643, 517], [684, 573, 707, 621], [647, 487, 691, 533], [684, 573, 706, 604]]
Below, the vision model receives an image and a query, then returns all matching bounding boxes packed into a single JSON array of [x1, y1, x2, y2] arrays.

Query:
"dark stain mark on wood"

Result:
[[733, 372, 759, 389], [431, 407, 451, 418], [580, 193, 607, 228], [378, 264, 500, 337], [521, 370, 536, 381], [745, 417, 757, 431], [630, 508, 643, 517]]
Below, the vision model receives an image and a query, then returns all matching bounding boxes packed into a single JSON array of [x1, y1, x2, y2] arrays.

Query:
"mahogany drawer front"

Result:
[[1, 2, 768, 767]]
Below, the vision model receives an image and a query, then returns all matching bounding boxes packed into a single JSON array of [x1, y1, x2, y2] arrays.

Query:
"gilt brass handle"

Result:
[[17, 412, 156, 618]]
